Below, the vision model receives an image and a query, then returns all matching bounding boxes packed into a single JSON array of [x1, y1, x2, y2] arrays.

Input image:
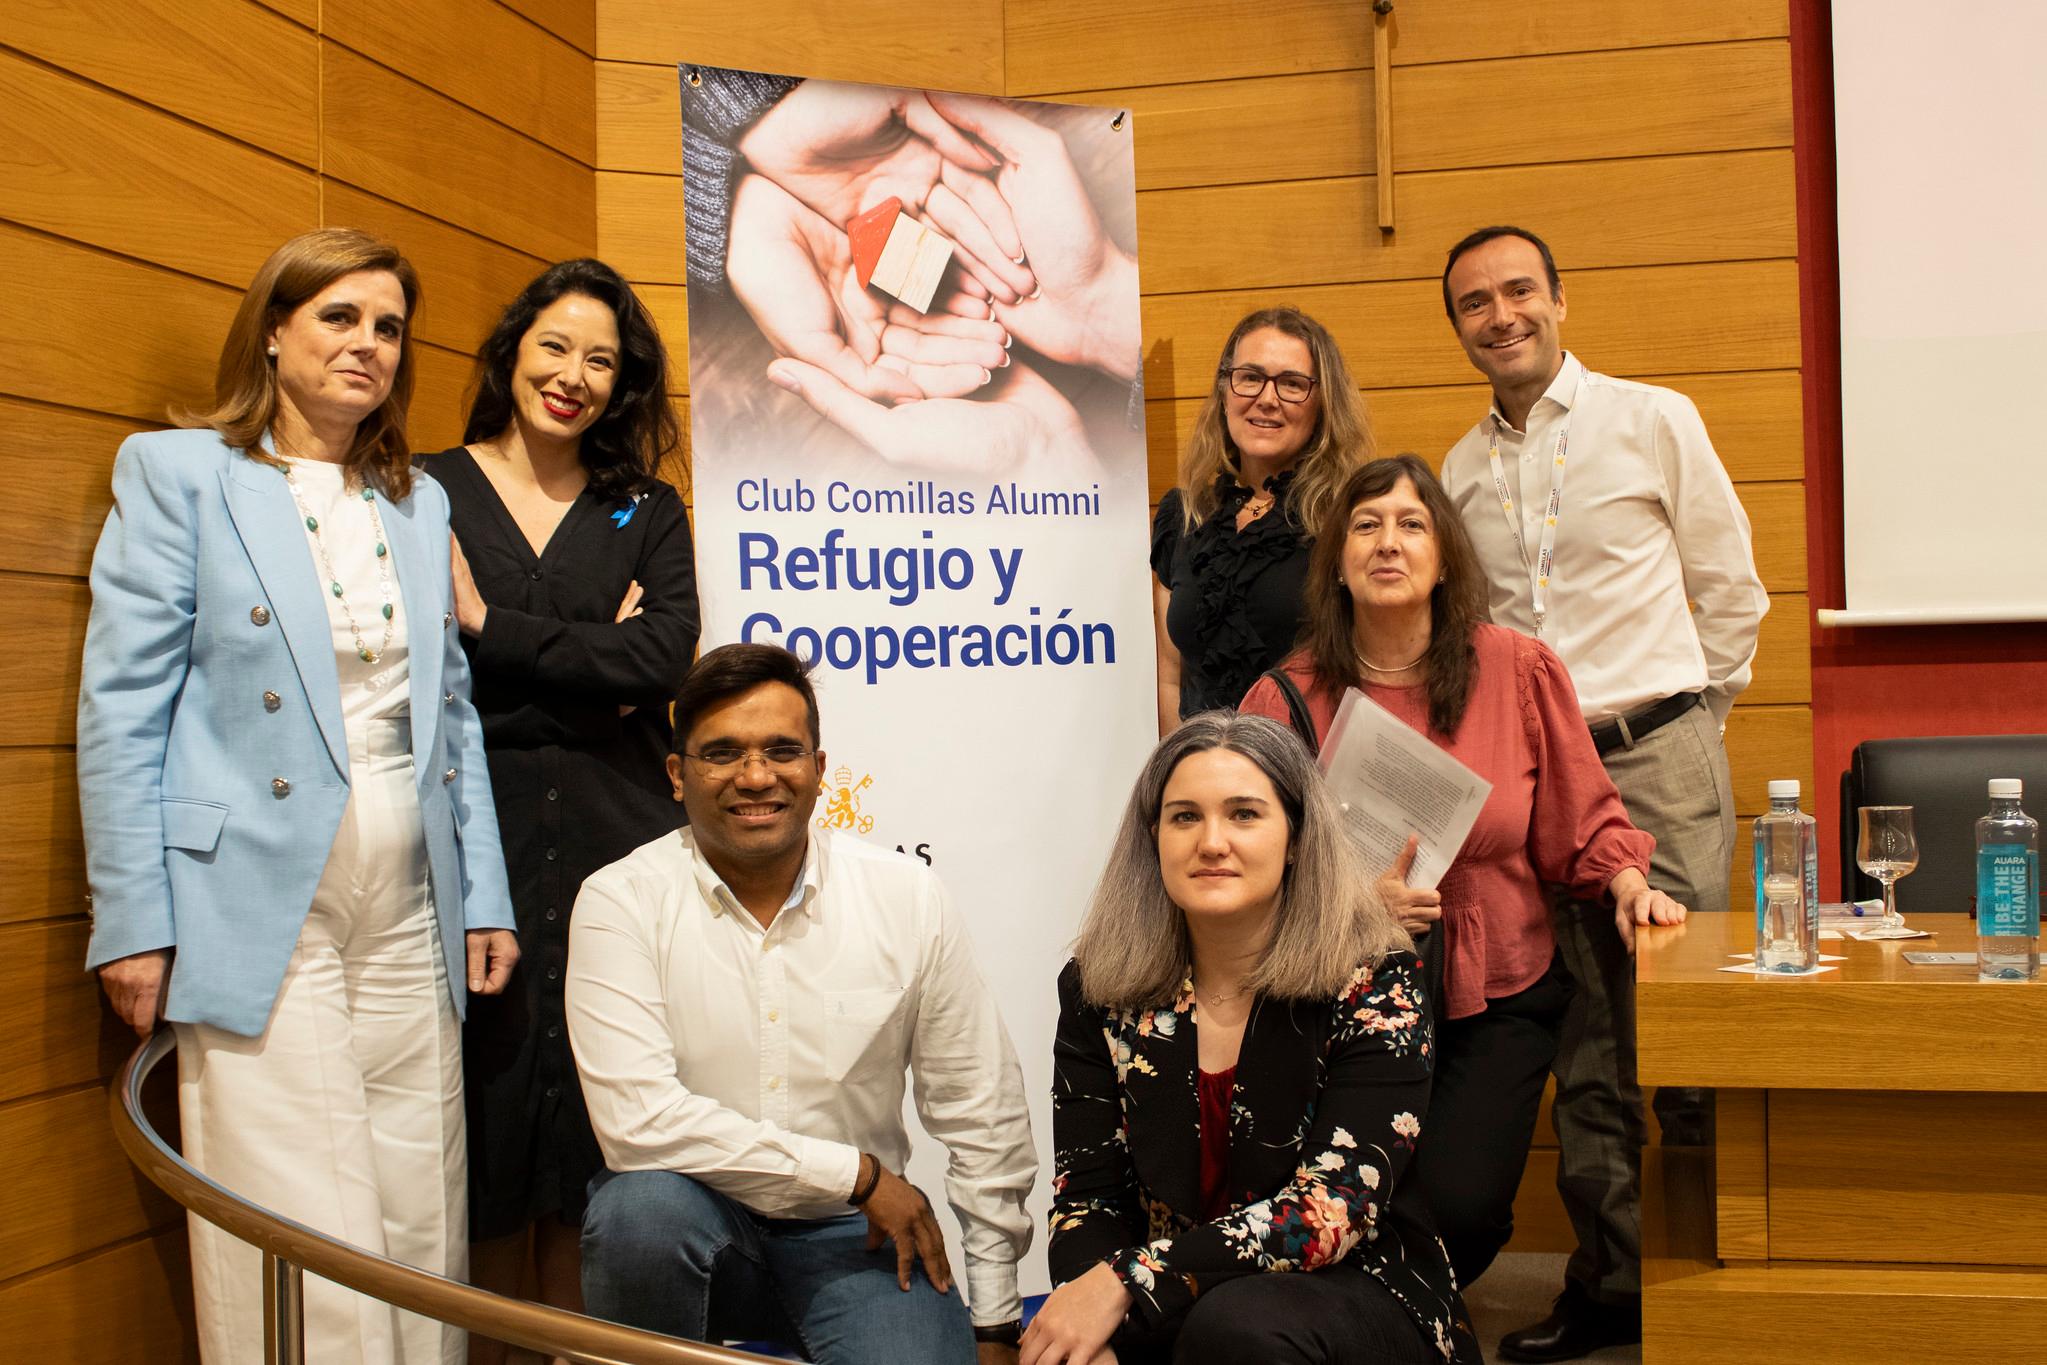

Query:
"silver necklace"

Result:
[[1359, 647, 1427, 674], [282, 461, 395, 663]]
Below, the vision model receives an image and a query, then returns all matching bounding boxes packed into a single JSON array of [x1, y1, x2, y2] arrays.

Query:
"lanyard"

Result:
[[1485, 414, 1570, 637]]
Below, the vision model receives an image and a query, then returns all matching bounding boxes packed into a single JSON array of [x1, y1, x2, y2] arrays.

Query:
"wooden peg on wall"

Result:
[[1374, 0, 1395, 232]]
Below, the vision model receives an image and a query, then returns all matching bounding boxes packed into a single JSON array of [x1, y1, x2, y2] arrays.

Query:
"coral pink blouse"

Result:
[[1241, 624, 1652, 1021]]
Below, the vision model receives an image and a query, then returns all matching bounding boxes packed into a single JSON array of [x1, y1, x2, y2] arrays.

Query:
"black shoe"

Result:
[[1496, 1282, 1641, 1363]]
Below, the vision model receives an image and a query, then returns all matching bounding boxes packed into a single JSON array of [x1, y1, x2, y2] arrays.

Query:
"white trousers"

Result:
[[178, 716, 467, 1364]]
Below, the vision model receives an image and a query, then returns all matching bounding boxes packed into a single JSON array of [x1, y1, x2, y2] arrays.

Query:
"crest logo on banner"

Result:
[[817, 766, 875, 834], [678, 62, 1158, 1302]]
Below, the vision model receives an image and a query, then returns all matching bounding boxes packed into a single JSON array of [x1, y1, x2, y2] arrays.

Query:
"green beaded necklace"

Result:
[[281, 460, 396, 664]]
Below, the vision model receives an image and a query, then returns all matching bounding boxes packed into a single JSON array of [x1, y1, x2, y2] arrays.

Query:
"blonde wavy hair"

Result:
[[1175, 306, 1374, 538]]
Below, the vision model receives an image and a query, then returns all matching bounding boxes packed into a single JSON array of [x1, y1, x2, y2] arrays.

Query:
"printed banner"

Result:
[[679, 64, 1156, 1296]]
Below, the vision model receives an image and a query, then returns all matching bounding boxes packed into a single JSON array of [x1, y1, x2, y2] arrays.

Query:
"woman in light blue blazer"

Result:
[[77, 228, 518, 1365]]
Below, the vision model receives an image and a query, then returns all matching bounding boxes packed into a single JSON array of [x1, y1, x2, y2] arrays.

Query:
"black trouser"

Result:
[[1411, 954, 1571, 1289], [1121, 1263, 1437, 1365]]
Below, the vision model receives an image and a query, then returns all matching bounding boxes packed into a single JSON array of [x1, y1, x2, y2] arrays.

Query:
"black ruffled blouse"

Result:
[[1150, 470, 1312, 718]]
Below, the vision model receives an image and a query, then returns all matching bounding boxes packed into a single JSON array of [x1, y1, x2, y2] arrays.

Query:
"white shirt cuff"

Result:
[[965, 1255, 1022, 1327], [800, 1136, 863, 1207]]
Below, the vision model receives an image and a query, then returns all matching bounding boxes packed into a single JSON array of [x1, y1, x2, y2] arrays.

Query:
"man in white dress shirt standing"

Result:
[[568, 643, 1034, 1364], [1436, 227, 1768, 1362]]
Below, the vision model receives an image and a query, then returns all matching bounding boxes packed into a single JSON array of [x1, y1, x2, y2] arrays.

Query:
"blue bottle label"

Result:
[[1978, 844, 2040, 937]]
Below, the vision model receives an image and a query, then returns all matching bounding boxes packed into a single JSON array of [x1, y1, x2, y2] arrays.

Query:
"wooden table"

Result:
[[1636, 913, 2047, 1363]]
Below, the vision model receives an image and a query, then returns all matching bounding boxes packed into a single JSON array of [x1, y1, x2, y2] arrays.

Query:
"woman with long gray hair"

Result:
[[1022, 713, 1478, 1365]]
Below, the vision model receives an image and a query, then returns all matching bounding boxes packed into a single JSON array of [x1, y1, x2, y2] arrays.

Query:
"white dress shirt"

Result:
[[1441, 353, 1769, 725], [566, 826, 1036, 1325]]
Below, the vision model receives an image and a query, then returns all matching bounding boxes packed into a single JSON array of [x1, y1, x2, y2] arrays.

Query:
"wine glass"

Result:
[[1857, 805, 1919, 931]]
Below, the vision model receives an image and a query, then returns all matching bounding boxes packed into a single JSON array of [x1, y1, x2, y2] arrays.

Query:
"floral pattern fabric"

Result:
[[1049, 953, 1481, 1363]]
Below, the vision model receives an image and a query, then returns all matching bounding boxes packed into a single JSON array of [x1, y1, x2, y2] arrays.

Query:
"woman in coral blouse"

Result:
[[1027, 712, 1478, 1365], [1239, 454, 1684, 1291]]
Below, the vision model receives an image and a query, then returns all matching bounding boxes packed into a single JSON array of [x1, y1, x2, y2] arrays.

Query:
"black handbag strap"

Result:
[[1261, 667, 1319, 755]]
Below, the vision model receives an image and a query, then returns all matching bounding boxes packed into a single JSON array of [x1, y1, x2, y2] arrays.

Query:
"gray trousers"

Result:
[[1550, 700, 1733, 1305]]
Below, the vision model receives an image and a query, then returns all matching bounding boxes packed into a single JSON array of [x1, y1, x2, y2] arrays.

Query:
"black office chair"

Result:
[[1839, 735, 2047, 912]]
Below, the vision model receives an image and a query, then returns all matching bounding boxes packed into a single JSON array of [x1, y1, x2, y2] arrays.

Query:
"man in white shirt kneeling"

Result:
[[568, 643, 1035, 1364]]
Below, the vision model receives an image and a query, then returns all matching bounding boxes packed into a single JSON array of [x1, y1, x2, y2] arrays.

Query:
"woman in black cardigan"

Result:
[[418, 259, 698, 1354], [1026, 713, 1479, 1365]]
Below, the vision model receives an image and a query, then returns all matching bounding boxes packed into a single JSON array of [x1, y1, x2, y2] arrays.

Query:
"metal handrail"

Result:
[[111, 1029, 782, 1365]]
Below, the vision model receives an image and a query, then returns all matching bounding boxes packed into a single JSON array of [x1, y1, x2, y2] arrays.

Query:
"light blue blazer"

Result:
[[78, 429, 514, 1037]]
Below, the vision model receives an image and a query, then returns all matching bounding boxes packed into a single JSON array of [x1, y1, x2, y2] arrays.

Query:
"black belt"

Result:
[[1589, 691, 1701, 756]]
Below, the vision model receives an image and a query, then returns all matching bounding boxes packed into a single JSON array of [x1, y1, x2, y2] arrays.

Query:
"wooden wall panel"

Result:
[[597, 0, 1003, 90], [1054, 71, 1370, 192], [1008, 0, 1788, 94], [1133, 149, 1795, 295], [325, 0, 597, 165], [0, 398, 136, 581], [321, 43, 594, 265], [1395, 42, 1792, 172], [0, 578, 89, 750], [0, 0, 318, 166], [326, 184, 547, 358], [597, 60, 682, 175], [0, 922, 120, 1104], [1141, 260, 1802, 397], [0, 1231, 198, 1365], [0, 751, 85, 929], [1744, 483, 1808, 595], [642, 284, 692, 389], [413, 343, 483, 455], [1145, 370, 1805, 496], [0, 1085, 181, 1282], [1726, 707, 1816, 816], [0, 49, 317, 289], [0, 225, 238, 424], [595, 170, 686, 286], [1745, 597, 1814, 709], [502, 0, 596, 56]]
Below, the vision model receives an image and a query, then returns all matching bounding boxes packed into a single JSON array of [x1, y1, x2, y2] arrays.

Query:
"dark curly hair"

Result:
[[463, 258, 678, 499]]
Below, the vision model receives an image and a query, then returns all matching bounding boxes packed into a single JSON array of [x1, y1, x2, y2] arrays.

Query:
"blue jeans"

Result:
[[581, 1169, 975, 1365]]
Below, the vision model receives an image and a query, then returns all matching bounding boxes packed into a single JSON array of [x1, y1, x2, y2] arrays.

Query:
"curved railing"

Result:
[[112, 1029, 781, 1365]]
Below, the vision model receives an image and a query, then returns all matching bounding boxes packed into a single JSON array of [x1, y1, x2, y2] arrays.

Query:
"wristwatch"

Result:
[[973, 1320, 1022, 1347]]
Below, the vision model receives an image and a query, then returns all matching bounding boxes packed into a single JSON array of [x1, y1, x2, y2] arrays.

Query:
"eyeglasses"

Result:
[[682, 744, 815, 777], [1221, 366, 1318, 404]]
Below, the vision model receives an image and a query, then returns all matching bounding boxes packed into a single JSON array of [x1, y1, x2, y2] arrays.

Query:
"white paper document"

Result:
[[1316, 687, 1492, 888]]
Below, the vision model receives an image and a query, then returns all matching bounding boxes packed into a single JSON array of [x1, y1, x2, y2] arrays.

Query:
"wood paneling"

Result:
[[1145, 370, 1805, 496], [596, 61, 682, 175], [1395, 41, 1792, 173], [0, 751, 86, 929], [325, 184, 547, 358], [1134, 149, 1795, 296], [252, 0, 316, 27], [0, 0, 317, 166], [595, 170, 686, 286], [0, 224, 238, 424], [597, 0, 1005, 92], [325, 0, 596, 165], [1715, 1088, 1768, 1260], [0, 1084, 180, 1281], [1141, 260, 1802, 398], [412, 342, 483, 455], [500, 0, 596, 57], [0, 921, 121, 1105], [1007, 0, 1789, 94], [1504, 1146, 1574, 1255], [1743, 483, 1807, 595], [0, 1230, 198, 1365], [0, 398, 138, 580], [1647, 1264, 2047, 1365], [1744, 595, 1812, 710], [321, 42, 594, 264], [1769, 1090, 2047, 1266], [0, 577, 89, 750], [0, 49, 316, 290], [642, 284, 691, 389], [1725, 705, 1815, 819]]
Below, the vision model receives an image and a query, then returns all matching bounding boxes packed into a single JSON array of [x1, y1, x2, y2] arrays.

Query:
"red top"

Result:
[[1241, 624, 1652, 1021], [1197, 1065, 1236, 1220]]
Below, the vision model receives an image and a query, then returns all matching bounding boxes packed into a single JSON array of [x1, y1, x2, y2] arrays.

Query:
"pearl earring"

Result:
[[266, 344, 278, 357]]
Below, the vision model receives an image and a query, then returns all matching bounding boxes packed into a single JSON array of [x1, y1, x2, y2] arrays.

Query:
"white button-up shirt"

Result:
[[566, 826, 1036, 1324], [1441, 353, 1769, 725]]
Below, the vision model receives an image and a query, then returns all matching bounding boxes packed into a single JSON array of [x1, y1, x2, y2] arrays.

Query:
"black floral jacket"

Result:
[[1048, 952, 1480, 1363]]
